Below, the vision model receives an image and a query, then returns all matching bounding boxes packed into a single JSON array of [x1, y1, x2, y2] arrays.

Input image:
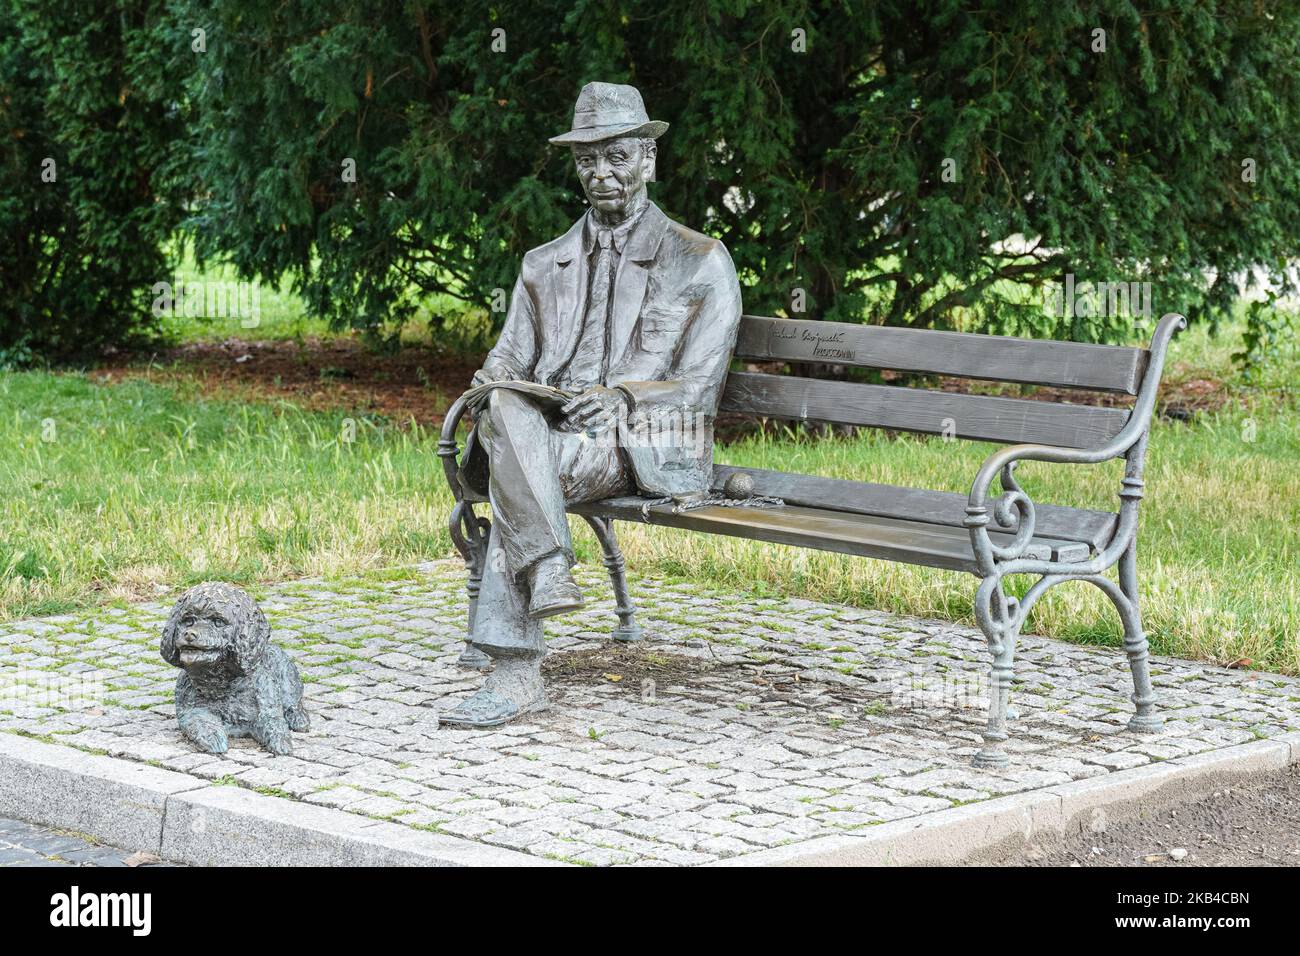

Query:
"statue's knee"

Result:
[[488, 388, 522, 413], [484, 388, 534, 435], [477, 390, 512, 442], [476, 406, 496, 444]]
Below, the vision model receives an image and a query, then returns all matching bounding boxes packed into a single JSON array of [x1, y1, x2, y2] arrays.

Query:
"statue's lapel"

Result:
[[549, 216, 587, 375], [611, 203, 669, 365]]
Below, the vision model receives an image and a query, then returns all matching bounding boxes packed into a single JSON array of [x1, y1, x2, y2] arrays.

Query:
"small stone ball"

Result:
[[723, 472, 755, 498]]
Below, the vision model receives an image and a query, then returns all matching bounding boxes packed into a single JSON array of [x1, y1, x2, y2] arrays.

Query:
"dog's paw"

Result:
[[190, 724, 229, 754], [285, 705, 310, 733], [255, 720, 294, 756], [263, 730, 293, 756]]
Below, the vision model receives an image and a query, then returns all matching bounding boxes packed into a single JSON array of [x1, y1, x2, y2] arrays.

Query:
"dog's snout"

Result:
[[178, 623, 221, 651]]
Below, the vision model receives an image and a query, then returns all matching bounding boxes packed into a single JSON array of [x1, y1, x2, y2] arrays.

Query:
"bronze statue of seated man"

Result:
[[443, 82, 742, 727]]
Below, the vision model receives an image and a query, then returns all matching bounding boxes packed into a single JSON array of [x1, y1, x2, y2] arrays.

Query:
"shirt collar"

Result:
[[583, 201, 650, 256]]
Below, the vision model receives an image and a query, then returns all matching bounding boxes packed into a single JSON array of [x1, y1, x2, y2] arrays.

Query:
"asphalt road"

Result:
[[0, 816, 170, 867]]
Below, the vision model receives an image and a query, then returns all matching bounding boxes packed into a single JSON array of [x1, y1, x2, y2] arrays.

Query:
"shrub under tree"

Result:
[[3, 2, 1298, 361], [0, 0, 191, 364], [175, 0, 1300, 350]]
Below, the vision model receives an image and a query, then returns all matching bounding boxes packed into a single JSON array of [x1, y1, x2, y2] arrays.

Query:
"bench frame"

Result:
[[438, 312, 1185, 768]]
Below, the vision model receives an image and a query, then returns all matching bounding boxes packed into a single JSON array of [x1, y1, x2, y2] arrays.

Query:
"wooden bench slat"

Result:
[[720, 372, 1131, 449], [735, 315, 1149, 395], [711, 465, 1116, 551], [574, 499, 1091, 572]]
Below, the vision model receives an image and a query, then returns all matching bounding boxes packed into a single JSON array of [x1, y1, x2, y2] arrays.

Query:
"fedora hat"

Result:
[[549, 82, 668, 146]]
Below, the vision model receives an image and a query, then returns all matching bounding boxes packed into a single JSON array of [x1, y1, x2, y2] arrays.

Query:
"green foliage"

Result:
[[4, 1, 1298, 359], [1235, 300, 1296, 381], [176, 0, 1300, 345], [0, 0, 191, 363]]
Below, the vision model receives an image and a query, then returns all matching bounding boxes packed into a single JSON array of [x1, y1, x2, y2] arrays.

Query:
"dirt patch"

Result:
[[95, 337, 481, 428], [541, 640, 899, 720], [1006, 764, 1300, 866], [542, 643, 715, 687], [90, 336, 1234, 436]]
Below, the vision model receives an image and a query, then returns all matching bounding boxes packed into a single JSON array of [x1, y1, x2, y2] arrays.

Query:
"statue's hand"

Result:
[[561, 386, 628, 435], [471, 365, 513, 388], [468, 365, 515, 413]]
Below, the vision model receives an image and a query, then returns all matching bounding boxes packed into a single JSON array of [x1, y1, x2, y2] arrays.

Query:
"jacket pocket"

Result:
[[638, 311, 679, 353]]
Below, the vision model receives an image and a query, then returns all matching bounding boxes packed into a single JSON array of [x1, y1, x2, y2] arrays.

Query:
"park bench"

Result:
[[439, 311, 1185, 767]]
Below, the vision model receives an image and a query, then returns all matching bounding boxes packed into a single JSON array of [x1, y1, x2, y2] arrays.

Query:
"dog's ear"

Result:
[[232, 595, 270, 674], [160, 592, 190, 667]]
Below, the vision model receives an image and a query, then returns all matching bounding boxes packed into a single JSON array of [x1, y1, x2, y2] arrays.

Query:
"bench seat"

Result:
[[573, 496, 1092, 573], [572, 463, 1113, 573], [709, 465, 1118, 551]]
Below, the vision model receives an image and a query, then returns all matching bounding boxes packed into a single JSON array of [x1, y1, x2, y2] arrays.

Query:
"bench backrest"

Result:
[[720, 316, 1150, 449]]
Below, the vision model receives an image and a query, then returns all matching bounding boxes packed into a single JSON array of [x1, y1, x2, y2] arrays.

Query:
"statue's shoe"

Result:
[[441, 689, 549, 728], [527, 557, 584, 620]]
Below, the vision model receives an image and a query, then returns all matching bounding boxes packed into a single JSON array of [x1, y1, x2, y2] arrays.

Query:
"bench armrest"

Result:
[[966, 313, 1185, 568], [436, 394, 491, 565], [437, 394, 475, 498]]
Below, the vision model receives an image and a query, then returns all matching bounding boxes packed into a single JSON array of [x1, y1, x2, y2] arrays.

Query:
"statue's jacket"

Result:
[[464, 201, 743, 498]]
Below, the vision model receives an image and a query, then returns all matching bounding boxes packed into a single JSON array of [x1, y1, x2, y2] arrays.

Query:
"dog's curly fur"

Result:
[[161, 582, 309, 756]]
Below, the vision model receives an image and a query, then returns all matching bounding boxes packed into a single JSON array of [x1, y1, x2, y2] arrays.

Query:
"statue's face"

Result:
[[175, 605, 234, 669], [573, 137, 655, 217]]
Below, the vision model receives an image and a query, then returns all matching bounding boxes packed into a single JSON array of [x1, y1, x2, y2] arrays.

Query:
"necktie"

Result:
[[589, 228, 614, 331], [571, 229, 614, 386]]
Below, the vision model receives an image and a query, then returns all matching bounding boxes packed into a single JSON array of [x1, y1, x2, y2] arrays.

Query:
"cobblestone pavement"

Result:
[[3, 559, 1299, 866], [0, 816, 160, 867]]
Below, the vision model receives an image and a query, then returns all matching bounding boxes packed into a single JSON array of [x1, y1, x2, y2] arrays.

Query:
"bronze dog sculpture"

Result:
[[161, 582, 309, 755]]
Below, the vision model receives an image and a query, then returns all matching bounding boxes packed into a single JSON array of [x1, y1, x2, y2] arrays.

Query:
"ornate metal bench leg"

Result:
[[975, 642, 1016, 768], [457, 564, 492, 670], [1118, 543, 1160, 733], [450, 501, 493, 670], [973, 586, 1017, 769], [582, 515, 642, 642]]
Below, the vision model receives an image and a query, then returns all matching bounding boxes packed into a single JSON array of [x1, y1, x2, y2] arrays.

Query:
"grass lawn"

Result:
[[1, 321, 1296, 673]]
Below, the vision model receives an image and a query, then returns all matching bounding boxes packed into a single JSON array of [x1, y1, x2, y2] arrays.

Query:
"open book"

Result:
[[459, 379, 577, 411]]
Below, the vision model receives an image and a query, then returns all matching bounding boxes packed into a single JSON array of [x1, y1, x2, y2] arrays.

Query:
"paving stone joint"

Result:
[[3, 560, 1298, 866]]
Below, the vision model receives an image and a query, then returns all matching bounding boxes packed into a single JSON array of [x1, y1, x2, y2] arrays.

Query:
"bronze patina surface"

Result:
[[440, 82, 742, 727]]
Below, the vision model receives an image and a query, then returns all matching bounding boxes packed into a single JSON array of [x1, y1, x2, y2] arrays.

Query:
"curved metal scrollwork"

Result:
[[988, 461, 1037, 564], [962, 314, 1185, 767], [439, 396, 489, 566], [448, 500, 490, 566]]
